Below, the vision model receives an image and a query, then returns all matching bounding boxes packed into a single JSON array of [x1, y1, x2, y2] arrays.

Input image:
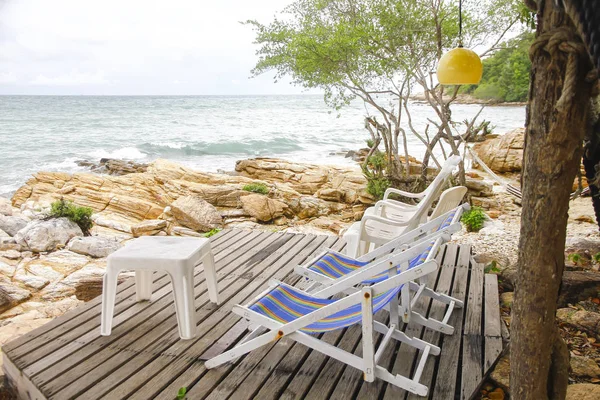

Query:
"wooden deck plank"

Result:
[[353, 245, 448, 400], [431, 244, 471, 399], [406, 260, 459, 400], [178, 237, 342, 400], [7, 229, 243, 367], [25, 230, 272, 388], [2, 231, 502, 400], [460, 260, 484, 400], [95, 234, 329, 400], [190, 236, 343, 400], [382, 243, 458, 400], [198, 238, 346, 400], [49, 231, 298, 399], [484, 274, 502, 373], [3, 229, 237, 359]]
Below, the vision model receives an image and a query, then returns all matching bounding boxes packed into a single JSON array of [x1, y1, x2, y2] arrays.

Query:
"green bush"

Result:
[[365, 139, 375, 148], [473, 83, 504, 101], [461, 206, 486, 232], [242, 183, 269, 195], [49, 199, 94, 234], [204, 228, 221, 238], [366, 176, 391, 200]]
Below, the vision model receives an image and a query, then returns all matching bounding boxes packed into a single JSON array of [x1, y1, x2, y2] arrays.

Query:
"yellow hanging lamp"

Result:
[[436, 0, 483, 85]]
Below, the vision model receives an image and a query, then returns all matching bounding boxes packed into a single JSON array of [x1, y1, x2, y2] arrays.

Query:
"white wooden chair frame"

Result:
[[205, 257, 442, 396], [295, 205, 468, 335]]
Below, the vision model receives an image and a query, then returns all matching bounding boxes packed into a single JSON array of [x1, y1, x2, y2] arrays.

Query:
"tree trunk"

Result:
[[511, 1, 593, 398]]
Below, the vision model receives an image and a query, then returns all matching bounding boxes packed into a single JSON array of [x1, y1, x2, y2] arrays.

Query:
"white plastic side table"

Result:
[[100, 236, 218, 340]]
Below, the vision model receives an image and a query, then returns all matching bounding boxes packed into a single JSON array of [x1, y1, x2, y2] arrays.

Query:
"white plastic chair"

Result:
[[344, 156, 462, 257]]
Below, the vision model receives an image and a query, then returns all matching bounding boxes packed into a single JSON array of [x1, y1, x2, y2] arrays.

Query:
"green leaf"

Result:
[[177, 387, 187, 399]]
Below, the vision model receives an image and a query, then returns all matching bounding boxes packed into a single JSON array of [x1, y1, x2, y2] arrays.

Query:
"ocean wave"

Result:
[[88, 147, 148, 160], [138, 138, 303, 156]]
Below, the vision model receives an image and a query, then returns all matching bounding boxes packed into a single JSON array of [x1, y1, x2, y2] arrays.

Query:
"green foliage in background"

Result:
[[243, 183, 270, 195], [461, 206, 486, 232], [461, 32, 533, 102], [49, 199, 94, 234]]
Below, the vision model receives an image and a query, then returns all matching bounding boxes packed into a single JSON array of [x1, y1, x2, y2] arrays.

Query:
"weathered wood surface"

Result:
[[2, 230, 502, 399]]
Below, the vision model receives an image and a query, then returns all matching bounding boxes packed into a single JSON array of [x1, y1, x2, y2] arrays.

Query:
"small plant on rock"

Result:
[[593, 252, 600, 264], [461, 206, 486, 232], [365, 138, 375, 148], [204, 228, 221, 238], [242, 183, 270, 195], [568, 253, 582, 265], [48, 198, 94, 235]]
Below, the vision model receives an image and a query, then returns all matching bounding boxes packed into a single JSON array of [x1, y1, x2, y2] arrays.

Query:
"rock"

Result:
[[0, 237, 20, 252], [556, 308, 600, 334], [0, 215, 28, 237], [0, 228, 8, 237], [0, 260, 16, 277], [0, 278, 31, 313], [490, 351, 510, 391], [465, 178, 493, 197], [472, 128, 525, 173], [21, 250, 90, 282], [570, 355, 600, 378], [92, 213, 132, 233], [67, 236, 122, 258], [240, 194, 288, 222], [566, 383, 600, 400], [170, 196, 222, 232], [76, 158, 149, 175], [0, 197, 13, 216], [131, 220, 167, 237], [13, 272, 50, 290], [500, 292, 514, 309], [0, 250, 21, 260], [565, 238, 600, 266], [471, 196, 500, 210], [14, 218, 83, 252], [171, 226, 204, 237], [487, 210, 502, 219], [558, 271, 600, 307], [309, 217, 344, 234], [575, 215, 595, 224]]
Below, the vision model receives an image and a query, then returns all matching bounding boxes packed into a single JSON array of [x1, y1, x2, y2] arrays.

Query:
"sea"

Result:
[[0, 95, 526, 197]]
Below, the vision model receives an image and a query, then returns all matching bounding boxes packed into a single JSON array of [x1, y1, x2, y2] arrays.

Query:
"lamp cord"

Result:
[[458, 0, 463, 48]]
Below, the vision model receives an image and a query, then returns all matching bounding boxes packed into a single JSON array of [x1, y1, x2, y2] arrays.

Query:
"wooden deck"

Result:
[[2, 229, 503, 400]]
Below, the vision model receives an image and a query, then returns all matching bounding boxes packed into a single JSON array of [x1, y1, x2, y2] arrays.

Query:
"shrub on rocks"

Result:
[[49, 199, 93, 234]]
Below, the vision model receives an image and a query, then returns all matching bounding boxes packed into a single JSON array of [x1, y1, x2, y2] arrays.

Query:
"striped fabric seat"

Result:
[[249, 284, 401, 333], [307, 209, 457, 284]]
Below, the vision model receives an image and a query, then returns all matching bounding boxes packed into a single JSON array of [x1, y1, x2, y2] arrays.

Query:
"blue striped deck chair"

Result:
[[294, 204, 468, 335], [205, 245, 441, 397]]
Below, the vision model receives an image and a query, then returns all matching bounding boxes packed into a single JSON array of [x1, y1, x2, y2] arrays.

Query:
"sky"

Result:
[[0, 0, 314, 95]]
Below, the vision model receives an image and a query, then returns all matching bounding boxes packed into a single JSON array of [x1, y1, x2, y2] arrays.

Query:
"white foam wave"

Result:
[[88, 147, 147, 160], [148, 141, 187, 149]]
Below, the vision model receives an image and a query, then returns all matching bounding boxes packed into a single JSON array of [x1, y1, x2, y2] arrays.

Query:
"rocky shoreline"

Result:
[[1, 129, 600, 397]]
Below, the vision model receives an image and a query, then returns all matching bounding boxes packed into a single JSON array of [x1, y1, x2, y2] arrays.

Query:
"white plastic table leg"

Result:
[[170, 266, 197, 340], [100, 265, 120, 336], [203, 251, 219, 304], [343, 222, 361, 258], [135, 270, 153, 301]]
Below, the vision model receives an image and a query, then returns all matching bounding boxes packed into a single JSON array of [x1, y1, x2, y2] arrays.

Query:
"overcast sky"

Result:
[[0, 0, 315, 95]]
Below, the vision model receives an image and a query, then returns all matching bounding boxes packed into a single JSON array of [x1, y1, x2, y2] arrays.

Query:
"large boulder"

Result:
[[240, 194, 288, 222], [472, 128, 524, 173], [0, 197, 13, 216], [67, 236, 122, 258], [570, 355, 600, 378], [0, 215, 28, 237], [170, 196, 223, 232], [14, 218, 83, 252]]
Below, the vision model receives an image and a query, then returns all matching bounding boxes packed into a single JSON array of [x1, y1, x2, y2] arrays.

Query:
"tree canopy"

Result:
[[461, 32, 534, 102]]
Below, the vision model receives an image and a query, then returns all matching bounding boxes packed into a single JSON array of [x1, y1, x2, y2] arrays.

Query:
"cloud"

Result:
[[28, 71, 108, 86], [0, 0, 314, 95]]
